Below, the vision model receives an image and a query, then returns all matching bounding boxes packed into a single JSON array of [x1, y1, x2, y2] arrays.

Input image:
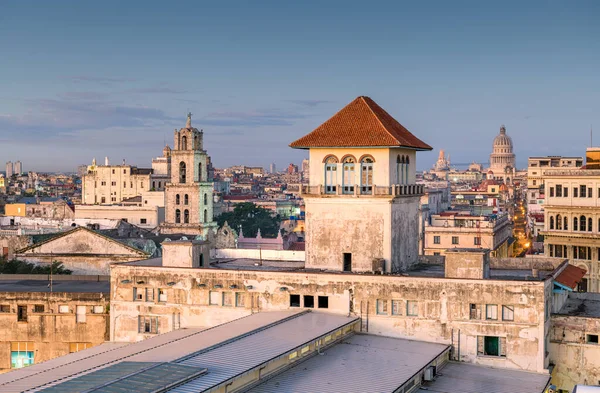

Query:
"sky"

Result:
[[0, 1, 599, 173]]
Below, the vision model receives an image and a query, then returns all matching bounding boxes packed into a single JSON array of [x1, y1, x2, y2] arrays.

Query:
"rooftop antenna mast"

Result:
[[591, 125, 593, 148]]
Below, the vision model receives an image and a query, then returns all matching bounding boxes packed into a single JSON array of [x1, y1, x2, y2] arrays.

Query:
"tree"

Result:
[[0, 258, 72, 275], [216, 202, 281, 238]]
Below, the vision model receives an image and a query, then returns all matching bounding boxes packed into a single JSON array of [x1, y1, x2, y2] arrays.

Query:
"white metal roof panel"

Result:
[[247, 334, 449, 393], [169, 312, 359, 393], [0, 311, 303, 393], [417, 362, 551, 393]]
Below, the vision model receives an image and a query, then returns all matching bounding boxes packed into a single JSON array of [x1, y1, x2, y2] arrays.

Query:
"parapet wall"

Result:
[[212, 248, 305, 262]]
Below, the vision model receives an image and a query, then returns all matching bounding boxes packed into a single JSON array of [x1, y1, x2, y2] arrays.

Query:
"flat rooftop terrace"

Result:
[[556, 293, 600, 318], [0, 279, 109, 293], [120, 257, 559, 281]]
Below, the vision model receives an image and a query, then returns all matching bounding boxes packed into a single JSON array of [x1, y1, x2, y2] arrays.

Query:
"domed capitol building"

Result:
[[488, 125, 515, 183]]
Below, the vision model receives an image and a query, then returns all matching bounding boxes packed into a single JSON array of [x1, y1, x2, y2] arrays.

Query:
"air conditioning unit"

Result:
[[371, 258, 385, 274], [424, 366, 435, 381]]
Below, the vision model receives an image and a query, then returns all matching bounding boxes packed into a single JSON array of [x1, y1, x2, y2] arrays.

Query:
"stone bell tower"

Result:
[[160, 113, 217, 237]]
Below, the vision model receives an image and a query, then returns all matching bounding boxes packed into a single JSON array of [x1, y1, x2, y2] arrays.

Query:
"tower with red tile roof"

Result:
[[290, 96, 432, 273]]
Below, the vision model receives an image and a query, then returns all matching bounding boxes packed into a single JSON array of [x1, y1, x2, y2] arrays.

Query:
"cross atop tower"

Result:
[[186, 112, 193, 128]]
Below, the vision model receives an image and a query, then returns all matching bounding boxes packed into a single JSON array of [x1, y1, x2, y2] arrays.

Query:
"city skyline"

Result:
[[1, 1, 599, 172]]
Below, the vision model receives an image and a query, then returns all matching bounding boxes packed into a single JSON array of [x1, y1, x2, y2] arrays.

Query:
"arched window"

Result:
[[405, 156, 410, 184], [342, 156, 355, 194], [179, 162, 186, 183], [152, 181, 156, 189], [184, 209, 189, 224], [580, 215, 587, 232], [204, 193, 208, 205], [574, 217, 578, 231], [175, 209, 181, 224], [589, 217, 593, 232], [550, 216, 554, 230], [175, 194, 180, 205], [193, 135, 197, 150], [564, 216, 568, 231], [198, 163, 202, 182], [203, 209, 208, 223], [556, 214, 562, 230], [360, 156, 374, 194], [396, 155, 402, 184], [181, 135, 188, 150], [199, 253, 204, 267], [324, 156, 338, 194], [184, 194, 189, 205]]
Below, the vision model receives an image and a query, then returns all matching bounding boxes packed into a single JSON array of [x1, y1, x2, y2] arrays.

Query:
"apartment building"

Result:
[[424, 211, 513, 257]]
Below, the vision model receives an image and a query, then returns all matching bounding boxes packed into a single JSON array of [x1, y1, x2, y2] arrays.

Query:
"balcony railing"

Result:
[[300, 184, 424, 197]]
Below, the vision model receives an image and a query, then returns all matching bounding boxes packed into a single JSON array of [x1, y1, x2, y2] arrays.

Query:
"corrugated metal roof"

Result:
[[417, 362, 551, 393], [0, 311, 304, 393], [555, 264, 587, 290], [247, 334, 449, 393], [169, 313, 359, 393]]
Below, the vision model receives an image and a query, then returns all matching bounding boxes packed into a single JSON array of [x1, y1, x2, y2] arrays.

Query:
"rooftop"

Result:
[[417, 362, 550, 393], [556, 293, 600, 318], [289, 96, 432, 150], [247, 334, 448, 393], [0, 279, 109, 294]]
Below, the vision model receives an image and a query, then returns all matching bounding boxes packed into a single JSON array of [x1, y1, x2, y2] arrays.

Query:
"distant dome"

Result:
[[493, 125, 513, 149], [489, 125, 515, 175]]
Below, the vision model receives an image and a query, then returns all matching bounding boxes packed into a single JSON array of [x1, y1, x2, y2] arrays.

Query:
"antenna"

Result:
[[591, 125, 593, 148]]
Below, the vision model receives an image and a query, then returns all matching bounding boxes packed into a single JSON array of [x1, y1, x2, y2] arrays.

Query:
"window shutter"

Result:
[[499, 337, 507, 357], [477, 336, 484, 355]]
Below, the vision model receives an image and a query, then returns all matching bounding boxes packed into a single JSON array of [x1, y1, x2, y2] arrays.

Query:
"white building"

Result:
[[489, 125, 516, 183], [293, 96, 432, 272]]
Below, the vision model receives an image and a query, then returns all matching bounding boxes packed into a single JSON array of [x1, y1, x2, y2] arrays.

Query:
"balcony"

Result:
[[300, 184, 424, 197]]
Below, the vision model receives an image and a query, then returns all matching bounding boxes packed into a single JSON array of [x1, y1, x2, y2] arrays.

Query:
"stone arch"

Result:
[[184, 194, 189, 205], [179, 162, 186, 183], [358, 154, 375, 163], [203, 209, 208, 223], [175, 209, 181, 224], [181, 135, 188, 150], [175, 194, 180, 205], [184, 209, 189, 224], [322, 154, 339, 163]]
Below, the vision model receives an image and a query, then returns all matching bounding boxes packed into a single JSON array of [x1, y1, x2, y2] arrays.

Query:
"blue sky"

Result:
[[0, 1, 599, 172]]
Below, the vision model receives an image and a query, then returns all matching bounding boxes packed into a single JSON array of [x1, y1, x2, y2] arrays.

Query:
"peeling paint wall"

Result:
[[110, 264, 549, 373], [0, 291, 109, 373], [550, 314, 600, 391]]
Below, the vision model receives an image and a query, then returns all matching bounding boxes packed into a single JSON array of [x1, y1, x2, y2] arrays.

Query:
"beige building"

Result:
[[541, 150, 600, 292], [526, 156, 583, 214], [15, 226, 149, 275], [488, 125, 516, 184], [74, 204, 164, 229], [160, 113, 217, 237], [150, 145, 171, 191], [293, 96, 432, 273], [424, 211, 513, 257], [81, 158, 152, 205], [4, 199, 74, 220], [0, 277, 109, 372]]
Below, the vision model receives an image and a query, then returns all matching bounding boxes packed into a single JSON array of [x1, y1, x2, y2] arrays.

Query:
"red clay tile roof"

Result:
[[289, 96, 432, 150], [555, 264, 587, 290]]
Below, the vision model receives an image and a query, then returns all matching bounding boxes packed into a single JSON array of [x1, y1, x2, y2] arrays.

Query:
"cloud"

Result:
[[62, 75, 137, 85], [287, 99, 331, 107], [201, 109, 308, 127], [125, 87, 189, 94], [58, 91, 111, 100]]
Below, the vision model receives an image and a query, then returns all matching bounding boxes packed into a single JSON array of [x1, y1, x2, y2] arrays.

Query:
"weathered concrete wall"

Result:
[[391, 196, 420, 271], [445, 249, 489, 279], [0, 235, 31, 259], [0, 291, 109, 372], [110, 264, 549, 373], [163, 240, 210, 268], [550, 314, 600, 391], [213, 248, 305, 262], [305, 198, 388, 272]]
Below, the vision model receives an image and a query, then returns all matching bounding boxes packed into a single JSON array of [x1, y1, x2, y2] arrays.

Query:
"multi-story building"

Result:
[[269, 162, 276, 174], [294, 96, 431, 272], [526, 156, 583, 212], [541, 148, 600, 292], [159, 113, 217, 236], [13, 161, 22, 176], [488, 125, 516, 184], [5, 162, 12, 179], [0, 277, 109, 372], [424, 211, 513, 257], [287, 163, 299, 174], [81, 158, 152, 205], [301, 158, 309, 182], [150, 145, 171, 191]]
